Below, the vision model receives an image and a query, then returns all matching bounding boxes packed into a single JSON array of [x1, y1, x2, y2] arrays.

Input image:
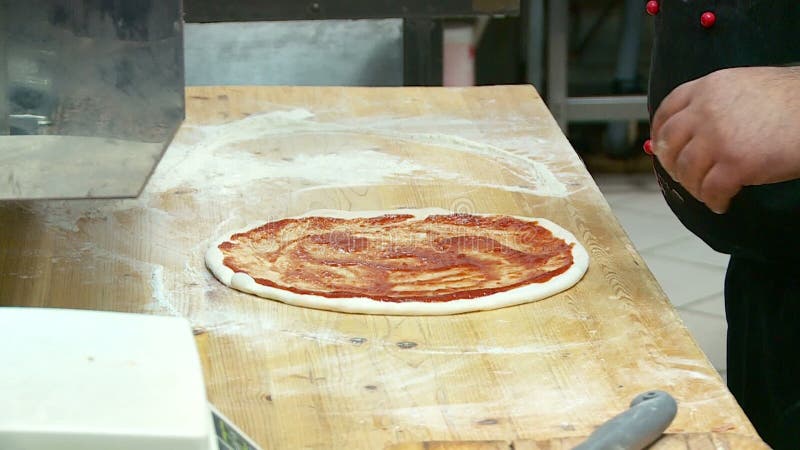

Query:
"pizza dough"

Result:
[[205, 208, 589, 315]]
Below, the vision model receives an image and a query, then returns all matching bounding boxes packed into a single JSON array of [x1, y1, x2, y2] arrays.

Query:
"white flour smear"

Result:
[[148, 264, 180, 317], [26, 108, 575, 236], [149, 108, 571, 198]]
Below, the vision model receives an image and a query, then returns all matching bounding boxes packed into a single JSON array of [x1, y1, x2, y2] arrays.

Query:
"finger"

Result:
[[699, 163, 742, 214], [651, 80, 695, 137], [673, 138, 714, 199], [653, 111, 695, 180]]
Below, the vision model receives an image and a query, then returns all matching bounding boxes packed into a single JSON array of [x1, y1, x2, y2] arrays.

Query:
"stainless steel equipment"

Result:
[[0, 0, 184, 200]]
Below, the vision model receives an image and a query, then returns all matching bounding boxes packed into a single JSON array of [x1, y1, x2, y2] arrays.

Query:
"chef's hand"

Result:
[[651, 66, 800, 213]]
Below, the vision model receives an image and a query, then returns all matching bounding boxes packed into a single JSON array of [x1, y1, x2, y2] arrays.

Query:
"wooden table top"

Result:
[[0, 86, 764, 449]]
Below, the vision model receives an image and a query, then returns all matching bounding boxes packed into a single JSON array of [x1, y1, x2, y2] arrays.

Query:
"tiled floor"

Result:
[[592, 173, 729, 380]]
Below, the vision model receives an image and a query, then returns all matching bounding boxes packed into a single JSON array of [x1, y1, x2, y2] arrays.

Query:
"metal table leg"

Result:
[[524, 0, 545, 90], [546, 0, 648, 132], [547, 0, 569, 130]]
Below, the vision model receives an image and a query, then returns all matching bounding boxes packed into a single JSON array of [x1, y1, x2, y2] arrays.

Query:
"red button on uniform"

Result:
[[643, 139, 654, 155], [645, 0, 659, 15], [700, 11, 716, 28]]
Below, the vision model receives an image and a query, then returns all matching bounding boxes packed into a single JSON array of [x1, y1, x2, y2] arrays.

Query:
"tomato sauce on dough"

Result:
[[219, 213, 574, 303]]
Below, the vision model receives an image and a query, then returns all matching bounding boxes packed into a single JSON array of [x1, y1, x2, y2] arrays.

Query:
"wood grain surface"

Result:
[[0, 86, 762, 449]]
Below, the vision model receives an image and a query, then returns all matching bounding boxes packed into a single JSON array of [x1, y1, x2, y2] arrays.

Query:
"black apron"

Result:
[[648, 1, 800, 447]]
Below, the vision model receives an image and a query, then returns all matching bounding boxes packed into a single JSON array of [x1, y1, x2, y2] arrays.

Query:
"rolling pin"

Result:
[[574, 390, 678, 450]]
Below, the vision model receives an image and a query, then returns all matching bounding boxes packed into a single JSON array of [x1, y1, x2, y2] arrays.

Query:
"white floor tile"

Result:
[[639, 253, 726, 307], [592, 173, 661, 195], [608, 191, 675, 217], [683, 294, 726, 318], [650, 235, 730, 268], [676, 309, 728, 372], [602, 191, 637, 207], [612, 209, 692, 252]]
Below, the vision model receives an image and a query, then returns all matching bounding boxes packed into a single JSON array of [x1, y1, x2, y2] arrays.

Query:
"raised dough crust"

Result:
[[205, 208, 589, 315]]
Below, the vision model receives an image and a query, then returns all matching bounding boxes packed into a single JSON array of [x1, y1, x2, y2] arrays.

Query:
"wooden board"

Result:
[[0, 86, 762, 449]]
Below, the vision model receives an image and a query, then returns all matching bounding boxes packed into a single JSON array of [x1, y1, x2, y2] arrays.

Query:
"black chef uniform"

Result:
[[647, 1, 800, 447]]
